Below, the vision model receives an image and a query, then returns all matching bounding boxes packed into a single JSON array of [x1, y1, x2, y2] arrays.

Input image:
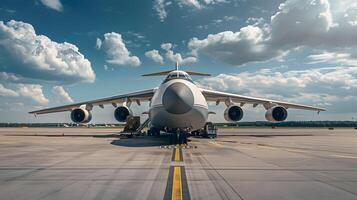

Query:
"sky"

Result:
[[0, 0, 357, 123]]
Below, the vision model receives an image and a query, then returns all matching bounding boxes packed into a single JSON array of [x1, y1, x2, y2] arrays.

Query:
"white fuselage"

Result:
[[149, 76, 208, 131]]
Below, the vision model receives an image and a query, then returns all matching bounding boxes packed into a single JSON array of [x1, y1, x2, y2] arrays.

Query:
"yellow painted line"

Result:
[[172, 166, 183, 200], [330, 154, 357, 159], [0, 141, 17, 144], [175, 145, 180, 161]]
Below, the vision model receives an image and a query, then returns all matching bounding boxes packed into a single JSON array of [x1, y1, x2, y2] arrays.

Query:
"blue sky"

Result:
[[0, 0, 357, 123]]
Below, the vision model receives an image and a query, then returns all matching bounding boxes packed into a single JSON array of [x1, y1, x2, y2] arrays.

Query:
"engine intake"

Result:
[[224, 105, 244, 122], [70, 108, 92, 123], [265, 106, 288, 122], [114, 106, 132, 122]]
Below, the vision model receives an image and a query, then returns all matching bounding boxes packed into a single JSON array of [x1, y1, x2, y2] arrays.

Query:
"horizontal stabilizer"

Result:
[[142, 70, 211, 77], [142, 70, 174, 76], [185, 71, 211, 76]]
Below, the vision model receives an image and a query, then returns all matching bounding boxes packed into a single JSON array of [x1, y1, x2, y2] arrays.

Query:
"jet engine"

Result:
[[114, 106, 132, 122], [224, 105, 244, 122], [70, 108, 92, 123], [265, 106, 288, 122]]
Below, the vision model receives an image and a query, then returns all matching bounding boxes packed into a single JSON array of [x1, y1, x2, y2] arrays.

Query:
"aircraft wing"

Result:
[[29, 88, 157, 115], [200, 88, 325, 112]]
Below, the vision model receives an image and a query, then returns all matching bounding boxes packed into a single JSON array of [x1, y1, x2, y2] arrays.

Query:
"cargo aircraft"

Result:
[[30, 63, 325, 143]]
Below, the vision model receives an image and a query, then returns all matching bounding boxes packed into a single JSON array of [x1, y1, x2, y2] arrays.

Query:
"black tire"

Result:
[[177, 132, 187, 144], [179, 133, 183, 145], [171, 133, 178, 144], [182, 132, 187, 144], [149, 127, 160, 136], [170, 131, 188, 145]]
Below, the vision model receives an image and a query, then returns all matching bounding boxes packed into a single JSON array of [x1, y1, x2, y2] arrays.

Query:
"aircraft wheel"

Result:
[[178, 133, 183, 145], [177, 132, 187, 145], [182, 132, 188, 144], [149, 127, 159, 136], [170, 132, 177, 144]]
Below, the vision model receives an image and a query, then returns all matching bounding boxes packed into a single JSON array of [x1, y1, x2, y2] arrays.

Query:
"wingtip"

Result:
[[29, 110, 40, 115], [317, 108, 327, 113]]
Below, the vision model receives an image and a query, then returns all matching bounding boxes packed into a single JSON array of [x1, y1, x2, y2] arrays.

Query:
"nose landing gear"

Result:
[[148, 127, 188, 144], [171, 130, 188, 144]]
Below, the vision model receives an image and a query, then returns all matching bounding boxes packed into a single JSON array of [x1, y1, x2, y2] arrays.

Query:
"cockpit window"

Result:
[[167, 74, 176, 78], [163, 72, 193, 83]]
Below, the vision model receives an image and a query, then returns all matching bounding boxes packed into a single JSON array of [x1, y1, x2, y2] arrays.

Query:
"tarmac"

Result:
[[0, 127, 357, 200]]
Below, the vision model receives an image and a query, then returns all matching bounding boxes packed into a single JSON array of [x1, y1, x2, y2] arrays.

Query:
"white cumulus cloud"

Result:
[[0, 84, 18, 97], [96, 38, 102, 49], [52, 86, 73, 103], [0, 72, 20, 82], [97, 32, 141, 67], [188, 0, 357, 66], [178, 0, 228, 9], [161, 43, 173, 51], [153, 0, 227, 21], [161, 43, 198, 65], [40, 0, 63, 12], [154, 0, 168, 22], [189, 26, 274, 65], [145, 49, 164, 65], [16, 84, 49, 105], [198, 66, 357, 112], [308, 51, 357, 66], [0, 20, 95, 84]]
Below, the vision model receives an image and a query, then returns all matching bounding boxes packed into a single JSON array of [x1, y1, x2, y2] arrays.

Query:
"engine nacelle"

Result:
[[114, 106, 132, 122], [265, 106, 288, 122], [70, 108, 92, 123], [224, 105, 244, 122]]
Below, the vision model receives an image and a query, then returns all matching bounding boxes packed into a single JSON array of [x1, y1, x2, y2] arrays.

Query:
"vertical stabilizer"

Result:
[[175, 61, 179, 71]]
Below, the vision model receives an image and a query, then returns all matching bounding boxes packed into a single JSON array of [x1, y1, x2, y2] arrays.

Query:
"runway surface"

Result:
[[1, 127, 357, 200]]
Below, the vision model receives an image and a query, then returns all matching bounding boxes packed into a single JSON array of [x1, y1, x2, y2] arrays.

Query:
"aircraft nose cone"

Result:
[[162, 82, 194, 114]]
